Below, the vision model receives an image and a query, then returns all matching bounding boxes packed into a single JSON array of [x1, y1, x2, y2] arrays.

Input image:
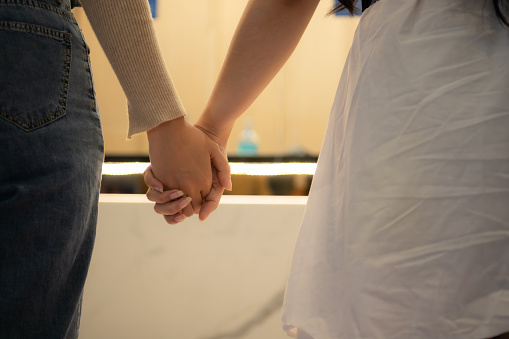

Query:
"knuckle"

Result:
[[146, 191, 156, 202], [164, 215, 178, 225]]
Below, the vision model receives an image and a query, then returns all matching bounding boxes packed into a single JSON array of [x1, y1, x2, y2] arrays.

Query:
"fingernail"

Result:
[[169, 190, 184, 200], [178, 196, 192, 209], [154, 186, 164, 193], [228, 179, 233, 191], [174, 214, 186, 222]]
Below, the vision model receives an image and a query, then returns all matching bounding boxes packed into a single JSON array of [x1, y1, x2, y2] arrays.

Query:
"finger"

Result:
[[199, 184, 224, 221], [181, 201, 195, 217], [188, 193, 203, 215], [154, 196, 192, 215], [199, 167, 225, 221], [146, 188, 184, 204], [164, 213, 187, 225], [181, 173, 212, 215], [143, 164, 164, 193], [210, 143, 232, 191]]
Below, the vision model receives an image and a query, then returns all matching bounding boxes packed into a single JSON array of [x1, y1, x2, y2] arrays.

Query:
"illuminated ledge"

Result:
[[102, 162, 317, 176], [99, 194, 308, 205]]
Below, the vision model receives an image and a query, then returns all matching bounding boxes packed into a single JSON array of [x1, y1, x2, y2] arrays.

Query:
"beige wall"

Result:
[[74, 1, 359, 156]]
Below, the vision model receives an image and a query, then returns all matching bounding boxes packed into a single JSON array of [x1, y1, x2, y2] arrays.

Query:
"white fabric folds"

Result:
[[282, 0, 509, 338]]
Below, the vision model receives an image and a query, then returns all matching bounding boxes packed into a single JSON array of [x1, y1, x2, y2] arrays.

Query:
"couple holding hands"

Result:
[[2, 0, 509, 338], [143, 0, 320, 224]]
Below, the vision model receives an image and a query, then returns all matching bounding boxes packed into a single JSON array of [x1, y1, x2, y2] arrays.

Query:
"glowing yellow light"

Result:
[[101, 162, 316, 176], [102, 162, 149, 176], [230, 162, 316, 176]]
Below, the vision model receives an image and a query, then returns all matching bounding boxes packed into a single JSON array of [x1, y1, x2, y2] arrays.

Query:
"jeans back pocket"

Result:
[[0, 21, 71, 131]]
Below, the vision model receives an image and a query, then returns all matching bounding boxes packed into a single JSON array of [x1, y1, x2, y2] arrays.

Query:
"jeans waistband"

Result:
[[0, 0, 80, 9], [0, 0, 79, 22]]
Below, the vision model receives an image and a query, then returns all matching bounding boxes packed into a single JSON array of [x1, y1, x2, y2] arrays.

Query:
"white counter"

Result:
[[80, 194, 306, 339]]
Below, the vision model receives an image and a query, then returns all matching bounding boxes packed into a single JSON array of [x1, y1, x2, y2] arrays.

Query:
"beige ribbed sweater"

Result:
[[80, 0, 186, 138]]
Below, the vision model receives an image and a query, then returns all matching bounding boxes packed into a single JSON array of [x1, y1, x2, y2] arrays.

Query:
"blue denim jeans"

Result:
[[0, 0, 104, 338]]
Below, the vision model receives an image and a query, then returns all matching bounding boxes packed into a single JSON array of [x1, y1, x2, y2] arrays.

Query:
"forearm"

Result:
[[81, 0, 186, 137], [197, 0, 319, 146]]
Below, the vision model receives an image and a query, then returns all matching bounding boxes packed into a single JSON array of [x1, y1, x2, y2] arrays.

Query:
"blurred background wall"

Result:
[[73, 1, 360, 157]]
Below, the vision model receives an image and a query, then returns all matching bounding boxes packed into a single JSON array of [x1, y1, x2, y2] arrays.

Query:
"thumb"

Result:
[[209, 143, 232, 191]]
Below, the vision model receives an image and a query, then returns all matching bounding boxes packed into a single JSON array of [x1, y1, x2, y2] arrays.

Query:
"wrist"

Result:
[[147, 116, 186, 143], [195, 115, 233, 148]]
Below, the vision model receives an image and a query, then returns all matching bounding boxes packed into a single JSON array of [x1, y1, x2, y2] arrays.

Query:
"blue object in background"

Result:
[[148, 0, 157, 18], [237, 117, 259, 156], [334, 0, 362, 16]]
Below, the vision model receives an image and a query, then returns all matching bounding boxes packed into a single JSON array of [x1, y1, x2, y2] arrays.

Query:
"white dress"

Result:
[[282, 0, 509, 338]]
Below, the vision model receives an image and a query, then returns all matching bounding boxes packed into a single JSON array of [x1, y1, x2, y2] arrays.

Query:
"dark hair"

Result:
[[331, 0, 509, 28]]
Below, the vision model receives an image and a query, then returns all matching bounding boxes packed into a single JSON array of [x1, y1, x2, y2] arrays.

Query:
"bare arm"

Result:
[[196, 0, 320, 146]]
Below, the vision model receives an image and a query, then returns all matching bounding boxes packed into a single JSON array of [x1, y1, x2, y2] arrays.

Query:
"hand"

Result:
[[144, 165, 191, 224], [144, 162, 228, 222], [197, 157, 227, 221], [147, 117, 231, 220]]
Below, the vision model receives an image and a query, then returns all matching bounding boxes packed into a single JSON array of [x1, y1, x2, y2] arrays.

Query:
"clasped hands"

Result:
[[145, 117, 231, 224]]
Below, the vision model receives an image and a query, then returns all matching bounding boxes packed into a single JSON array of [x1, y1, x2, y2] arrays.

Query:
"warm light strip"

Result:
[[230, 162, 316, 176], [102, 162, 317, 176], [102, 162, 149, 176]]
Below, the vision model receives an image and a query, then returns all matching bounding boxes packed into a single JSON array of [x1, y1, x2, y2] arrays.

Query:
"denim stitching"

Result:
[[0, 20, 70, 39], [0, 0, 76, 23], [0, 21, 72, 131], [85, 55, 97, 112]]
